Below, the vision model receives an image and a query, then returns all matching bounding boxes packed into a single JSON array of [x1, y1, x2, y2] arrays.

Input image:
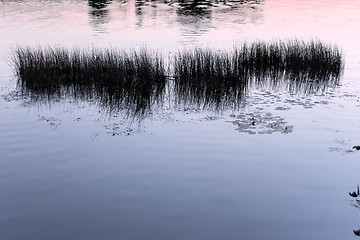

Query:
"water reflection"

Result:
[[13, 42, 343, 118], [175, 0, 212, 41], [175, 0, 264, 41], [177, 0, 211, 16], [14, 47, 166, 117], [15, 70, 340, 119], [88, 0, 112, 33], [172, 42, 343, 111], [134, 0, 147, 27], [85, 0, 264, 39], [174, 73, 340, 112]]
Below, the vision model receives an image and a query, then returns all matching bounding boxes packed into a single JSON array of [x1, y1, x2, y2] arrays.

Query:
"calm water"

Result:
[[1, 0, 360, 239]]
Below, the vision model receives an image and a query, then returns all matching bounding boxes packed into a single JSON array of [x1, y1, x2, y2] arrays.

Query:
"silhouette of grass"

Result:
[[173, 39, 343, 108], [12, 40, 344, 112], [13, 47, 166, 115]]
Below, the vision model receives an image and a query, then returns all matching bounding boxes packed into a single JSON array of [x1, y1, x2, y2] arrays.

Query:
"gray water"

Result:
[[1, 0, 360, 239]]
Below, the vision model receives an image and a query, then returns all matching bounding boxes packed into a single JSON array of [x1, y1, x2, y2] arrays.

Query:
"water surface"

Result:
[[1, 0, 360, 239]]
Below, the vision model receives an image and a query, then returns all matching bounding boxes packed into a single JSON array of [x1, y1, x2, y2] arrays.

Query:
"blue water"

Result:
[[1, 0, 360, 239]]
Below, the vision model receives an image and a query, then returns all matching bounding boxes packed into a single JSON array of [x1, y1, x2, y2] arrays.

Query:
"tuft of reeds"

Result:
[[12, 40, 344, 113], [13, 47, 167, 115], [173, 48, 248, 109], [173, 39, 344, 108]]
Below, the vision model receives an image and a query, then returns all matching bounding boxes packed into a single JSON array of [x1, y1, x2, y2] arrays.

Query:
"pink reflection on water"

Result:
[[1, 0, 360, 57]]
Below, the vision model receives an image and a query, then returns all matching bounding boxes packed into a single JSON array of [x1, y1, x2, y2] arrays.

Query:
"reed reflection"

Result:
[[173, 40, 343, 110], [12, 40, 343, 117], [13, 47, 166, 117]]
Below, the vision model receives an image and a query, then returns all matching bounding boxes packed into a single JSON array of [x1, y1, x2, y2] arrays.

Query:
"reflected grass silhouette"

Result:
[[173, 48, 248, 109], [173, 39, 343, 109], [12, 40, 344, 113], [13, 47, 166, 115]]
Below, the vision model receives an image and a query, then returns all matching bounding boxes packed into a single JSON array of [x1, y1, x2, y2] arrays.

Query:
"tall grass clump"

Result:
[[13, 47, 167, 115], [279, 39, 343, 81], [173, 48, 248, 109], [173, 39, 344, 108], [13, 40, 344, 112]]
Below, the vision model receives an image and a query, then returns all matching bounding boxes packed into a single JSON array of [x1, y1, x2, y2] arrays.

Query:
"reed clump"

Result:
[[12, 40, 344, 112], [173, 39, 343, 108], [13, 47, 166, 114], [173, 48, 248, 109]]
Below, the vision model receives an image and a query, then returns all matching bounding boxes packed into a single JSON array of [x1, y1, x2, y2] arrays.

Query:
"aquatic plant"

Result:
[[173, 39, 344, 108], [13, 47, 167, 115], [12, 40, 344, 113], [173, 48, 248, 109]]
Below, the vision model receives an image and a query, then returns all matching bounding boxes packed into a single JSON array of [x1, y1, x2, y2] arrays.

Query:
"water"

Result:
[[1, 0, 360, 239]]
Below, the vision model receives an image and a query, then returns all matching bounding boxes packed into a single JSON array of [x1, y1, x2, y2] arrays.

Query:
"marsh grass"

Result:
[[173, 39, 343, 108], [173, 48, 248, 109], [13, 47, 166, 115], [13, 40, 344, 113]]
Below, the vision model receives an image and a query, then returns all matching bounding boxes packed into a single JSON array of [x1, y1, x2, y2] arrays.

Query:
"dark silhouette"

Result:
[[353, 146, 360, 151], [173, 40, 343, 110], [13, 47, 166, 117], [12, 41, 344, 116], [88, 0, 112, 32], [348, 185, 360, 236], [177, 0, 211, 16], [349, 185, 360, 198], [135, 0, 145, 27], [88, 0, 112, 9]]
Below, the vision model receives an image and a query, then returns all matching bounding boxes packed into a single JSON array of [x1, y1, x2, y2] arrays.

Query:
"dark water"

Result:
[[1, 0, 360, 239]]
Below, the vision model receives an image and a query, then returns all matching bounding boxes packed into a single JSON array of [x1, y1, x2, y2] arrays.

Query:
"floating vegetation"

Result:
[[38, 116, 62, 129], [228, 111, 293, 135], [13, 47, 167, 116], [173, 40, 344, 109], [12, 40, 344, 115], [328, 138, 360, 154]]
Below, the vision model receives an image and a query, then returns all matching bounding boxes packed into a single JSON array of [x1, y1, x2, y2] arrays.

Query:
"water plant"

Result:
[[12, 40, 344, 113], [172, 39, 344, 108], [13, 47, 167, 115], [173, 48, 248, 109]]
